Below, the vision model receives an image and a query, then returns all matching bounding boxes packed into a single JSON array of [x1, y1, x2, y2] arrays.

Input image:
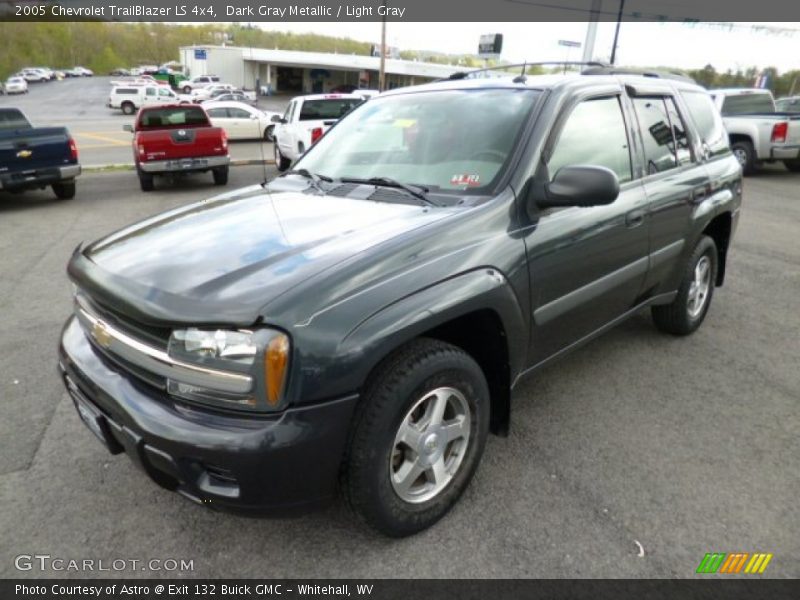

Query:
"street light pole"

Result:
[[379, 1, 387, 91]]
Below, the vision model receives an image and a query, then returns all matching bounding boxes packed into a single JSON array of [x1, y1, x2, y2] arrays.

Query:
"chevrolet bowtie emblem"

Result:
[[91, 321, 113, 349], [16, 149, 32, 158]]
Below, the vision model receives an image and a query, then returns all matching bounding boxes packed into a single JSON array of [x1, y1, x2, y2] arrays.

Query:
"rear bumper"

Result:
[[58, 316, 359, 515], [138, 155, 229, 173], [0, 164, 81, 191], [769, 144, 800, 160]]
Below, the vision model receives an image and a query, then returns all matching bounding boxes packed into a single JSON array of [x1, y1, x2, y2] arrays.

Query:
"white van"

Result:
[[107, 85, 182, 115]]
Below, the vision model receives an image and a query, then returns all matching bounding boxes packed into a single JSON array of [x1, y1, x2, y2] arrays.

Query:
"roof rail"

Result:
[[444, 61, 608, 82], [581, 66, 696, 84]]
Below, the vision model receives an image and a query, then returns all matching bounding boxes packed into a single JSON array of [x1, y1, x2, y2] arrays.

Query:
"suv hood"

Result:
[[78, 185, 454, 325]]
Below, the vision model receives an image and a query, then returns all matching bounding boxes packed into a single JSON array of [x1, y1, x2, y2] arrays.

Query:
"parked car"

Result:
[[0, 107, 80, 199], [123, 104, 229, 191], [775, 96, 800, 113], [20, 68, 49, 83], [108, 85, 183, 115], [180, 74, 221, 94], [204, 101, 281, 141], [67, 66, 93, 77], [109, 68, 131, 77], [3, 77, 28, 94], [58, 69, 742, 536], [202, 88, 257, 105], [190, 83, 236, 101], [710, 88, 800, 174], [273, 93, 364, 170]]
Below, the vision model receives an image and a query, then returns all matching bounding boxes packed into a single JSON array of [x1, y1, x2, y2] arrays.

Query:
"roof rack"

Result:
[[581, 66, 696, 84], [445, 61, 608, 82]]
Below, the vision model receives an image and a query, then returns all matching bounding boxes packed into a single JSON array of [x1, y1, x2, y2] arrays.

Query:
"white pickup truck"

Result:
[[272, 93, 364, 171], [711, 88, 800, 174]]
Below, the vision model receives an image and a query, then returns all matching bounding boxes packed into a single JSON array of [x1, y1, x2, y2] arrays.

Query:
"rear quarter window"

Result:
[[680, 91, 729, 158], [114, 88, 138, 95]]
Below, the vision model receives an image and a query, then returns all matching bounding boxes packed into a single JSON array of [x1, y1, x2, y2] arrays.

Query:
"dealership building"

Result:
[[179, 45, 462, 94]]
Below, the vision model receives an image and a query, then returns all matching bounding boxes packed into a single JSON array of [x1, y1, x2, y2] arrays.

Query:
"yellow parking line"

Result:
[[75, 132, 129, 147]]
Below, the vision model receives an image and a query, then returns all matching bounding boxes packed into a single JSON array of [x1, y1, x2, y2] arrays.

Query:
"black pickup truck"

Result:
[[59, 68, 741, 536], [0, 108, 80, 199]]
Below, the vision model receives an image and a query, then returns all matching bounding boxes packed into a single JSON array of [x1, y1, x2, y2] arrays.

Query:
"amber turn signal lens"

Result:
[[265, 334, 290, 406]]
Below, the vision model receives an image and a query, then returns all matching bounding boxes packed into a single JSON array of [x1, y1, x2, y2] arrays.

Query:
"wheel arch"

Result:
[[702, 211, 733, 286], [340, 269, 527, 437]]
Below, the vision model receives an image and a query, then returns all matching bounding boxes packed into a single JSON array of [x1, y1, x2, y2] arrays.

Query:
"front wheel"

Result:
[[783, 159, 800, 173], [182, 85, 191, 94], [264, 125, 275, 142], [52, 181, 76, 200], [212, 167, 229, 186], [341, 338, 490, 537], [652, 235, 718, 336], [274, 142, 290, 172]]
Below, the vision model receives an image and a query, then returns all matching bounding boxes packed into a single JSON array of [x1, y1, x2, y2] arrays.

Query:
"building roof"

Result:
[[181, 45, 464, 79]]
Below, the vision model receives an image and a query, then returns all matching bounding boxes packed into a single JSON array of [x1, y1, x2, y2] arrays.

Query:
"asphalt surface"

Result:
[[1, 164, 798, 579], [0, 76, 288, 166]]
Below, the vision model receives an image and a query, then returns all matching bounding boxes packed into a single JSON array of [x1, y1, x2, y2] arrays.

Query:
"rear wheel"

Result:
[[341, 338, 490, 537], [783, 159, 800, 172], [121, 102, 135, 116], [731, 140, 756, 175], [212, 167, 229, 186], [652, 235, 718, 336], [52, 181, 75, 200], [138, 171, 154, 192], [274, 143, 290, 172], [182, 85, 191, 94]]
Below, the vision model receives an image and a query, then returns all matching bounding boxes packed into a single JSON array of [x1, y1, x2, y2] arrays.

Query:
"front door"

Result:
[[524, 94, 651, 365]]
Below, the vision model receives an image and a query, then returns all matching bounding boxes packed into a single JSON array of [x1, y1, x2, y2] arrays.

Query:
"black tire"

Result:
[[274, 143, 290, 172], [652, 235, 718, 336], [138, 171, 154, 192], [121, 102, 135, 116], [212, 167, 229, 186], [731, 139, 756, 176], [783, 159, 800, 173], [264, 125, 275, 142], [341, 338, 490, 537], [182, 85, 191, 94], [52, 181, 76, 200]]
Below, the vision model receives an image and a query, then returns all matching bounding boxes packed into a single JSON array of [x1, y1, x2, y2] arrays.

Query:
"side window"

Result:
[[680, 91, 729, 158], [145, 87, 156, 97], [285, 102, 296, 122], [632, 97, 679, 175], [664, 98, 693, 166], [229, 108, 251, 119], [206, 108, 228, 119], [158, 88, 172, 97], [548, 96, 632, 184]]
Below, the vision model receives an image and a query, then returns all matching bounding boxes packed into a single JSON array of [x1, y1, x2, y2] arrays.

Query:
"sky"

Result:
[[254, 21, 800, 73]]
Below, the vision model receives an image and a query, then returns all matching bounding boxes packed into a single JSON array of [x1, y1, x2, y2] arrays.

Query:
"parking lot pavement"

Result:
[[1, 166, 798, 579], [0, 77, 287, 166]]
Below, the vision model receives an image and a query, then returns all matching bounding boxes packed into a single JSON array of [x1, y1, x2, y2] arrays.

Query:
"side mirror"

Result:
[[123, 124, 133, 133], [538, 165, 620, 208], [271, 115, 284, 123]]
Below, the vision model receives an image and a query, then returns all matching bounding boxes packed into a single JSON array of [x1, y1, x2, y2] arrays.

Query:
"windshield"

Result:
[[721, 93, 775, 115], [296, 88, 540, 194]]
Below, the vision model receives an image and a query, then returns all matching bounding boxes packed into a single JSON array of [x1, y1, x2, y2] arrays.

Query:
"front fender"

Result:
[[331, 268, 528, 396]]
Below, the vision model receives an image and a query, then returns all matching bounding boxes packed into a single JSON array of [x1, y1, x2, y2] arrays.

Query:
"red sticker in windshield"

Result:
[[450, 174, 480, 186]]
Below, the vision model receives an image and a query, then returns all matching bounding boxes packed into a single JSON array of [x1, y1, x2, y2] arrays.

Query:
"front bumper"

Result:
[[0, 164, 81, 191], [769, 144, 800, 160], [58, 316, 358, 515], [138, 155, 229, 174]]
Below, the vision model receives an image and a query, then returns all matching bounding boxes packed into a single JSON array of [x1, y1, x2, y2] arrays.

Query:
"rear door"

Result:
[[524, 92, 650, 364], [625, 89, 710, 291], [227, 106, 259, 139]]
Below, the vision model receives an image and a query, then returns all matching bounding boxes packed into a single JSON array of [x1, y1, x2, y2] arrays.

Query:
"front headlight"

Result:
[[166, 327, 290, 411]]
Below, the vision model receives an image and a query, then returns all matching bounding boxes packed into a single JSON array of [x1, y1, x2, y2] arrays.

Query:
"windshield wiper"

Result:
[[281, 168, 333, 193], [339, 176, 441, 206]]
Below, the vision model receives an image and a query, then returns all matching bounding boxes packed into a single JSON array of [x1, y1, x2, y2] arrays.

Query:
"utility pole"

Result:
[[379, 0, 387, 91], [610, 0, 625, 65], [582, 0, 602, 63]]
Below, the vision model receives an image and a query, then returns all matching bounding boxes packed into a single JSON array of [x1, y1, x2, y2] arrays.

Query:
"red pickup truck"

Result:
[[124, 104, 230, 192]]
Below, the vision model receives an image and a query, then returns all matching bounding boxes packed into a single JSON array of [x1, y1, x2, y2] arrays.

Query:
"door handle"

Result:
[[691, 186, 708, 203], [625, 209, 646, 228]]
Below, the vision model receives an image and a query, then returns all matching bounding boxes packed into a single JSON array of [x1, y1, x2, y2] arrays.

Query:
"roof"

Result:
[[181, 45, 463, 79]]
